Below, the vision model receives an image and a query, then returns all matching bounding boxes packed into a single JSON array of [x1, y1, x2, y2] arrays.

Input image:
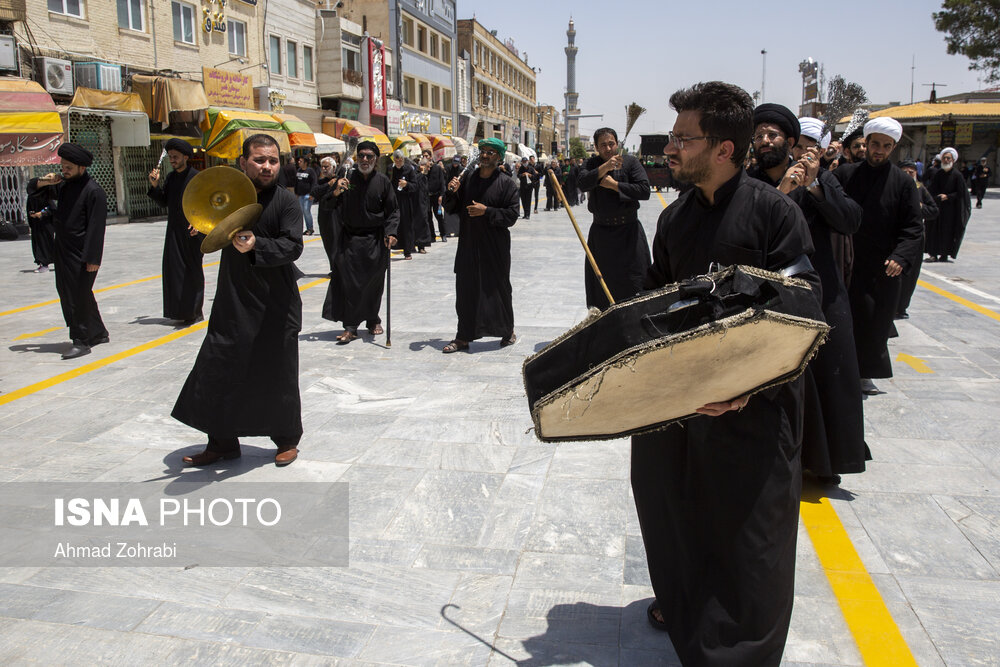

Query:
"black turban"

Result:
[[164, 138, 194, 157], [356, 140, 380, 158], [57, 143, 93, 167], [897, 159, 917, 170], [753, 103, 800, 144], [843, 127, 864, 146]]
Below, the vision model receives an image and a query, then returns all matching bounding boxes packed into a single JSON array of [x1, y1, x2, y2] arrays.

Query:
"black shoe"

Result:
[[62, 344, 91, 360], [860, 378, 880, 395], [818, 474, 842, 485], [894, 311, 909, 320], [89, 336, 110, 346]]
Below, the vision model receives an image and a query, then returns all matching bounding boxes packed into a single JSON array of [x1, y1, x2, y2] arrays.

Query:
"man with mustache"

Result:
[[633, 82, 819, 665], [173, 134, 305, 467], [925, 146, 971, 262]]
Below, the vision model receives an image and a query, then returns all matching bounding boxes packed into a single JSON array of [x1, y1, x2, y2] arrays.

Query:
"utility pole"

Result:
[[923, 82, 947, 103], [760, 49, 767, 103], [910, 54, 915, 104]]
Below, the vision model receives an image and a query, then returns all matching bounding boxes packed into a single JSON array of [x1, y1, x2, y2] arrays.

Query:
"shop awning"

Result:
[[312, 133, 346, 153], [451, 137, 471, 156], [134, 75, 211, 124], [69, 88, 146, 113], [201, 107, 289, 159], [272, 113, 316, 148], [322, 117, 392, 155], [391, 134, 422, 158], [0, 79, 63, 166], [408, 132, 433, 152], [429, 134, 456, 160]]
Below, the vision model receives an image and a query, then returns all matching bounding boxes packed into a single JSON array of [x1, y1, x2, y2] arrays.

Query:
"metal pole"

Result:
[[385, 238, 392, 347], [760, 49, 767, 103], [546, 169, 614, 305]]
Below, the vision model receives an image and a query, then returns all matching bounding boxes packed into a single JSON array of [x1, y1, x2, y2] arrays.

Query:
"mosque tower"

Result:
[[564, 18, 580, 146]]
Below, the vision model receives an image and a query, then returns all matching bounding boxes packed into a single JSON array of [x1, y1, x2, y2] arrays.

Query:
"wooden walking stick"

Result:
[[546, 168, 615, 306], [385, 236, 392, 348]]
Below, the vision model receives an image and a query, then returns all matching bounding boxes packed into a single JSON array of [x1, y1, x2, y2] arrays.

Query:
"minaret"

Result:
[[564, 18, 580, 145]]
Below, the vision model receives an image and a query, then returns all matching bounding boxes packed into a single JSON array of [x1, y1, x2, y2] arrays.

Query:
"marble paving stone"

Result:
[[384, 470, 505, 546], [506, 445, 554, 476], [436, 441, 518, 473], [843, 459, 997, 496], [547, 440, 631, 480], [348, 538, 423, 567], [488, 636, 619, 666], [933, 495, 1000, 571], [782, 596, 862, 666], [624, 533, 650, 587], [338, 464, 426, 537], [357, 625, 493, 666], [412, 544, 519, 575], [863, 436, 985, 467], [134, 601, 264, 643], [848, 494, 995, 579], [511, 552, 624, 598], [438, 573, 513, 635], [619, 647, 682, 666], [243, 613, 374, 658], [353, 438, 440, 468], [525, 476, 628, 558], [496, 607, 621, 648], [28, 588, 162, 632]]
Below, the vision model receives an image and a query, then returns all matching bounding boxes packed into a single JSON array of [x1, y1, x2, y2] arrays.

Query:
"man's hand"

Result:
[[148, 168, 161, 187], [85, 263, 100, 273], [29, 211, 42, 219], [695, 394, 750, 417], [187, 224, 198, 237], [799, 147, 822, 182], [40, 172, 62, 186], [778, 163, 807, 194], [448, 177, 461, 192], [937, 193, 949, 201], [398, 178, 408, 190], [467, 200, 487, 217], [598, 155, 622, 179], [824, 141, 841, 162], [333, 177, 350, 196], [233, 230, 256, 253], [884, 258, 903, 277], [600, 174, 619, 191], [385, 235, 397, 248]]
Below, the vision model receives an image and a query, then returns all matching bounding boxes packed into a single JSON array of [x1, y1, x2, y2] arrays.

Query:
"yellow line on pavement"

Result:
[[0, 278, 329, 407], [13, 326, 62, 341], [800, 486, 918, 666], [896, 352, 934, 374], [0, 260, 221, 319], [656, 191, 668, 208], [917, 278, 1000, 323]]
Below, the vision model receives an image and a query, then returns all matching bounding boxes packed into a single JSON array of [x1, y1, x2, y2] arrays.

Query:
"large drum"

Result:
[[523, 265, 829, 442]]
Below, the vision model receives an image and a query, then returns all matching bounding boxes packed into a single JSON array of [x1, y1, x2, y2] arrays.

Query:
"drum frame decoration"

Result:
[[522, 265, 830, 442]]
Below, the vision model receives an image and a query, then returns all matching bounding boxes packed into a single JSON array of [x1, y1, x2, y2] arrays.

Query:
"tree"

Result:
[[568, 136, 588, 160], [822, 76, 868, 133], [934, 0, 1000, 83]]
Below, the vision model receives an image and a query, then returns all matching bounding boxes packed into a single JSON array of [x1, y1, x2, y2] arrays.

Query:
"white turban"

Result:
[[798, 117, 824, 143], [863, 117, 902, 142], [820, 132, 832, 149], [941, 147, 958, 162]]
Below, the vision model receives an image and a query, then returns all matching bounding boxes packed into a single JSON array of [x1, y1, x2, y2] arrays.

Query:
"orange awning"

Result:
[[272, 113, 316, 148]]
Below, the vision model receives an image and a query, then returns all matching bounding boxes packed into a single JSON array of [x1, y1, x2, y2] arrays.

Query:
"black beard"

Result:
[[757, 144, 789, 170]]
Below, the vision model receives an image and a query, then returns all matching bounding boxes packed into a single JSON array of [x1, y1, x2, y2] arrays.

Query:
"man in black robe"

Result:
[[834, 118, 923, 395], [563, 158, 578, 205], [972, 156, 991, 208], [516, 157, 536, 219], [173, 134, 303, 467], [926, 147, 971, 262], [413, 157, 432, 253], [147, 138, 204, 325], [896, 159, 938, 320], [633, 82, 820, 665], [529, 155, 541, 213], [577, 127, 652, 310], [26, 178, 56, 272], [426, 150, 447, 243], [390, 149, 418, 259], [323, 140, 398, 344], [441, 137, 519, 353], [544, 160, 560, 210], [311, 157, 341, 276], [27, 143, 109, 360], [295, 156, 317, 236], [749, 108, 868, 485]]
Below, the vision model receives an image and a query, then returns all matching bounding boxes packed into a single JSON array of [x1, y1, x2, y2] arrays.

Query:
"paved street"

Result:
[[1, 187, 999, 666]]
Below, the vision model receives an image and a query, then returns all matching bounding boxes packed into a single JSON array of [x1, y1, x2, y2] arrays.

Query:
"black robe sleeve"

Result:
[[82, 180, 108, 266], [485, 177, 519, 227], [919, 185, 939, 222], [807, 170, 862, 235], [889, 176, 924, 271], [616, 156, 652, 203], [252, 190, 303, 267]]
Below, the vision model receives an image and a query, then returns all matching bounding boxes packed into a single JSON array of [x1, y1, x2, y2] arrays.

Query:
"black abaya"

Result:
[[148, 167, 204, 321]]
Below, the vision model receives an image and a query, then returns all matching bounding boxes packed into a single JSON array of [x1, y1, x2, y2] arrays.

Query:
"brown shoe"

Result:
[[275, 447, 298, 466], [183, 449, 241, 466]]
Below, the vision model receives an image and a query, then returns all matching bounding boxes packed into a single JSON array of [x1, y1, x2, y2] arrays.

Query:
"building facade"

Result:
[[261, 0, 321, 128], [340, 0, 456, 136], [456, 18, 536, 150]]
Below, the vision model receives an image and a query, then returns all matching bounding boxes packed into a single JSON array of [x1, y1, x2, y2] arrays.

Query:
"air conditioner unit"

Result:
[[35, 57, 73, 95], [74, 62, 122, 92]]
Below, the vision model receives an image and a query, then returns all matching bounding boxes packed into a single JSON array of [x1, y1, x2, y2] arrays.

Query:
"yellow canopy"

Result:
[[0, 79, 63, 166], [69, 88, 146, 113], [201, 107, 290, 158]]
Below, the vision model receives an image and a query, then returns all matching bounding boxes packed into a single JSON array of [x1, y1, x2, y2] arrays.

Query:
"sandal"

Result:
[[336, 331, 358, 345], [646, 601, 669, 632], [500, 332, 517, 348], [442, 339, 469, 354], [368, 324, 384, 335]]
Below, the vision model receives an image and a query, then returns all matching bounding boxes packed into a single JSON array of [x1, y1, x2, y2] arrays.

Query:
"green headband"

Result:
[[477, 137, 506, 154]]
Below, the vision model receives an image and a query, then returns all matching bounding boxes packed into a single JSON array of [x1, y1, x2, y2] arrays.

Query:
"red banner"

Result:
[[0, 133, 62, 166], [368, 40, 387, 118]]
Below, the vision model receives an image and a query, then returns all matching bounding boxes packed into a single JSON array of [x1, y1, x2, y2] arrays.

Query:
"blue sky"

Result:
[[463, 0, 983, 147]]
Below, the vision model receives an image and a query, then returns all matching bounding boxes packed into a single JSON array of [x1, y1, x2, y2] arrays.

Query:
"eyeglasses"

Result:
[[668, 131, 719, 150], [479, 149, 499, 157], [752, 131, 782, 144], [357, 153, 376, 161]]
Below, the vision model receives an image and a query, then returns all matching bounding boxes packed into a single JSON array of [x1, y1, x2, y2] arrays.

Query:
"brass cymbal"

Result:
[[200, 203, 262, 254], [182, 166, 257, 236]]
